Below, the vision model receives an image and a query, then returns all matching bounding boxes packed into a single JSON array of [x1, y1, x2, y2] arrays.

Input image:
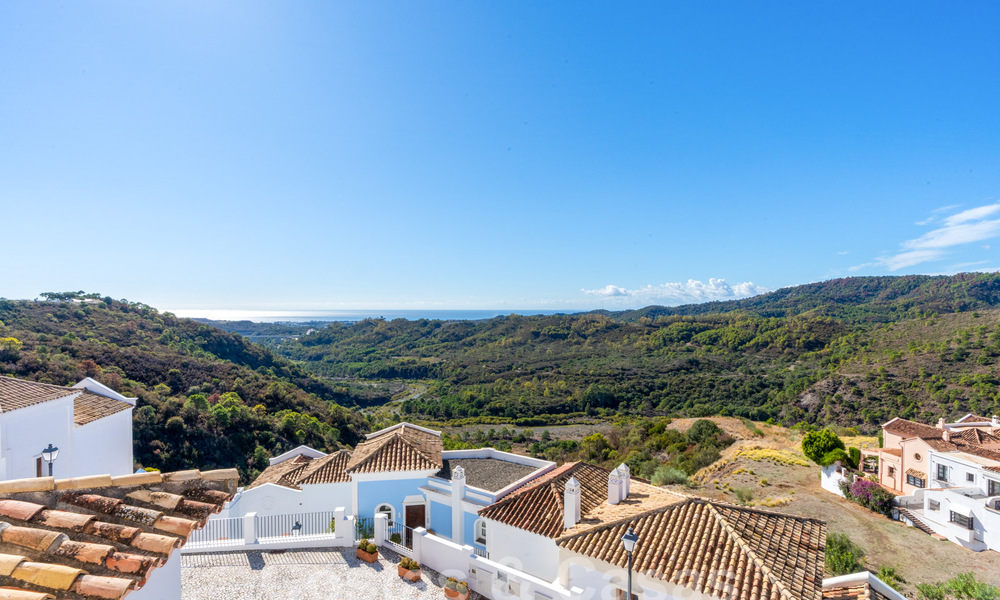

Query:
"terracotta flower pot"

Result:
[[444, 588, 469, 600], [356, 548, 379, 563], [398, 566, 421, 582]]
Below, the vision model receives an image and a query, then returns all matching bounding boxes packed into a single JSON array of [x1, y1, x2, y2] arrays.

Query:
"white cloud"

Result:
[[872, 202, 1000, 271], [582, 278, 769, 306]]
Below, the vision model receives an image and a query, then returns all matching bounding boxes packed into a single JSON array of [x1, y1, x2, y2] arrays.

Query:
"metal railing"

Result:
[[186, 516, 245, 548], [472, 546, 489, 559], [355, 517, 374, 542], [384, 520, 414, 556], [257, 511, 338, 540]]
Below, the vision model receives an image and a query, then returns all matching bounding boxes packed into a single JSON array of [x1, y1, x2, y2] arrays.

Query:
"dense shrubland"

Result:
[[0, 296, 367, 482]]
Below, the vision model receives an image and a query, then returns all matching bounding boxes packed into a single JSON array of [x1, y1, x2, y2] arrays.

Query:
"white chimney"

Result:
[[564, 476, 581, 529], [992, 415, 999, 428], [619, 463, 631, 499], [608, 468, 623, 505], [937, 418, 946, 430], [452, 465, 466, 542], [943, 430, 951, 442]]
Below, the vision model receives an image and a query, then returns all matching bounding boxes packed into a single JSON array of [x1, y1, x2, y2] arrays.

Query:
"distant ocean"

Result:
[[170, 308, 575, 323]]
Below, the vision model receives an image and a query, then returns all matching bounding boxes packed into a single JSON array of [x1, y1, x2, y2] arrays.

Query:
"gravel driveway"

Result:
[[182, 546, 482, 600]]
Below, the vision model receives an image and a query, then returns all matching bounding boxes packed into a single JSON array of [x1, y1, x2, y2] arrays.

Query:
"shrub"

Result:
[[733, 487, 754, 505], [821, 448, 852, 467], [848, 447, 861, 469], [918, 573, 1000, 600], [825, 532, 864, 576], [877, 566, 905, 592], [839, 479, 896, 517], [652, 465, 689, 486], [400, 557, 420, 570], [802, 429, 845, 465]]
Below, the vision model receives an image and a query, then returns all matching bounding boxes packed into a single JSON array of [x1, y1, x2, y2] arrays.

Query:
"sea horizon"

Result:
[[169, 308, 583, 323]]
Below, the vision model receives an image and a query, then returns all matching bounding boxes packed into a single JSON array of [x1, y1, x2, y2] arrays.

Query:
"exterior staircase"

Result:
[[897, 507, 946, 539]]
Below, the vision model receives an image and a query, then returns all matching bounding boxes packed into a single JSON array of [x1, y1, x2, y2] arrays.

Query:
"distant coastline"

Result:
[[170, 308, 575, 323]]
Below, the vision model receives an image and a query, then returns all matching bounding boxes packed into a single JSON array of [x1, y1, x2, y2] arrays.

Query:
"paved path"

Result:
[[182, 547, 477, 600]]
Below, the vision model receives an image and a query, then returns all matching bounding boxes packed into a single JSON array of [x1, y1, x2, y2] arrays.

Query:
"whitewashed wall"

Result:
[[821, 463, 848, 497], [224, 482, 353, 518], [128, 550, 181, 600], [0, 398, 74, 480], [486, 519, 560, 582], [413, 529, 571, 600], [71, 409, 134, 477], [559, 550, 720, 600]]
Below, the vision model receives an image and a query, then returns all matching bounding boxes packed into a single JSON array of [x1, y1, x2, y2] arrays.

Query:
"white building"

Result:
[[228, 423, 555, 552], [909, 444, 1000, 551], [0, 375, 135, 479], [0, 374, 234, 600]]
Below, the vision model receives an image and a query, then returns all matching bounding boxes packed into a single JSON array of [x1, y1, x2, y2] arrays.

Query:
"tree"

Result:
[[686, 419, 722, 445], [802, 429, 845, 465]]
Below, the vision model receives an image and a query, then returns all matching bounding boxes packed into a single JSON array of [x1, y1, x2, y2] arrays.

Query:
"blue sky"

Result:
[[2, 2, 1000, 314]]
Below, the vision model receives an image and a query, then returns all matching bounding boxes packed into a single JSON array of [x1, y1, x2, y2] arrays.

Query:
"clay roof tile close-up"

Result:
[[0, 468, 237, 600]]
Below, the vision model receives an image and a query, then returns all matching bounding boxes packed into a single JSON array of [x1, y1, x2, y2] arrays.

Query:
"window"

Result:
[[929, 500, 941, 511], [375, 503, 395, 526], [989, 479, 1000, 497], [474, 518, 487, 545], [950, 511, 973, 530], [888, 466, 896, 476], [937, 464, 949, 482], [967, 472, 976, 483], [915, 453, 922, 461], [906, 474, 925, 488]]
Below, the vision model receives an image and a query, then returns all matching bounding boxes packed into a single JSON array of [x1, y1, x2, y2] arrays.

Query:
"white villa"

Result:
[[0, 375, 137, 479], [820, 412, 1000, 554], [0, 375, 240, 600]]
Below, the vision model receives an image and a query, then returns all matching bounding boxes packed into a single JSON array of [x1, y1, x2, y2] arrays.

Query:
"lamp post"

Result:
[[41, 444, 59, 477], [621, 526, 638, 600], [291, 521, 302, 536]]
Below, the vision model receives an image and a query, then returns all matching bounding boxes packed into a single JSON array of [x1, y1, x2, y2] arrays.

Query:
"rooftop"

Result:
[[882, 418, 945, 440], [478, 462, 685, 539], [557, 499, 826, 600], [345, 424, 442, 474], [248, 451, 352, 491], [0, 377, 133, 426], [435, 458, 538, 493], [0, 467, 238, 600]]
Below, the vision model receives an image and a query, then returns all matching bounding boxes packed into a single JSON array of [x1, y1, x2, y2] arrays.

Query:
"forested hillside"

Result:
[[277, 274, 1000, 430], [0, 296, 368, 481]]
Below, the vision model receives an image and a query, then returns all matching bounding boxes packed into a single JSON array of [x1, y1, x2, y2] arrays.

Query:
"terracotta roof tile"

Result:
[[0, 377, 131, 426], [479, 462, 685, 539], [905, 468, 926, 479], [297, 451, 352, 485], [0, 378, 76, 414], [882, 418, 944, 439], [557, 499, 826, 600], [0, 469, 236, 599], [346, 425, 442, 474], [73, 392, 130, 427]]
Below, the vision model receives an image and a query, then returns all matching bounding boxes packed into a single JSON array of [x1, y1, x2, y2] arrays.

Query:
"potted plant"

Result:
[[444, 577, 470, 600], [398, 557, 421, 582], [356, 539, 379, 563]]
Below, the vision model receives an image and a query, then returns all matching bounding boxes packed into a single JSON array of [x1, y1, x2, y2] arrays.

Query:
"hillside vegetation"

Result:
[[0, 296, 367, 481], [274, 273, 1000, 429]]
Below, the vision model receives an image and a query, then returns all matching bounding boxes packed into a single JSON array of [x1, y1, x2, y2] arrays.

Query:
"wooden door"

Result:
[[404, 504, 425, 548], [36, 457, 43, 478]]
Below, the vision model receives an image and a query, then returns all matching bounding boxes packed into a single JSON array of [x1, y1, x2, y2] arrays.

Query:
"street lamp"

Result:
[[621, 526, 639, 600], [291, 521, 302, 536], [41, 444, 59, 477]]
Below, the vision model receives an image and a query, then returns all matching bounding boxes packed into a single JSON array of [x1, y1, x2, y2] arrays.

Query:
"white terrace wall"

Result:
[[126, 552, 181, 600], [222, 482, 353, 519], [821, 463, 849, 497], [412, 528, 572, 600]]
